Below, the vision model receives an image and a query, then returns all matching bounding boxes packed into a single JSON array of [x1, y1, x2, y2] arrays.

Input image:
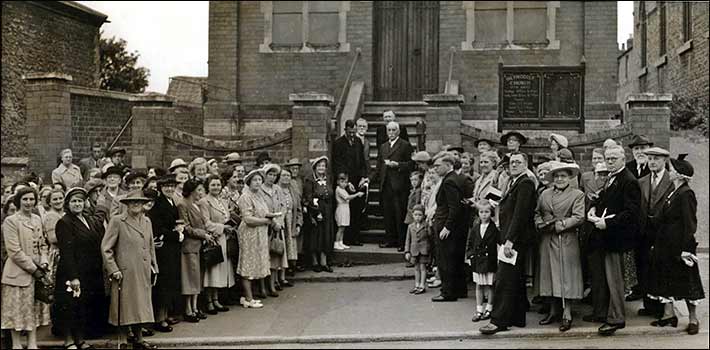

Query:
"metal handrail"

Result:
[[445, 46, 455, 93], [333, 48, 362, 123], [107, 113, 134, 151]]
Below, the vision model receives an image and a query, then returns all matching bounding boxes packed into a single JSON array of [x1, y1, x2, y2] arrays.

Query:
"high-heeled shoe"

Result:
[[559, 318, 572, 332], [650, 316, 678, 327], [205, 303, 218, 315], [183, 314, 200, 323]]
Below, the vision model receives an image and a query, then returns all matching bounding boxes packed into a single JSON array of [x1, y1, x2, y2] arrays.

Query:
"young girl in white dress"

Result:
[[334, 173, 364, 250]]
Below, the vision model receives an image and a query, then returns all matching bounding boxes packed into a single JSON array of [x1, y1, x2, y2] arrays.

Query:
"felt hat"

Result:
[[84, 179, 105, 195], [168, 158, 188, 172], [500, 131, 528, 145], [157, 174, 179, 188], [119, 190, 152, 204], [411, 151, 432, 162], [643, 147, 670, 157], [628, 135, 654, 148], [106, 147, 126, 157], [124, 171, 148, 184], [544, 161, 580, 183], [64, 187, 88, 205], [549, 133, 569, 149], [101, 165, 124, 179], [670, 154, 693, 177], [474, 138, 495, 148], [557, 149, 575, 163], [244, 169, 264, 185], [142, 188, 159, 201], [284, 158, 302, 167], [223, 152, 242, 164]]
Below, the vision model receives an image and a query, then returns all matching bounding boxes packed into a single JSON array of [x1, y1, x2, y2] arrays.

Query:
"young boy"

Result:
[[404, 204, 430, 294]]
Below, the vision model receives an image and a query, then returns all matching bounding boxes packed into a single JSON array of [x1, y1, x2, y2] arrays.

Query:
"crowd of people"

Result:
[[0, 112, 704, 348]]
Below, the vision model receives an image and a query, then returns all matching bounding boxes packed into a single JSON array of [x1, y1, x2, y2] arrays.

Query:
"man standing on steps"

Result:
[[375, 110, 409, 149], [355, 118, 371, 233], [376, 121, 414, 251], [332, 119, 369, 246], [431, 153, 469, 302]]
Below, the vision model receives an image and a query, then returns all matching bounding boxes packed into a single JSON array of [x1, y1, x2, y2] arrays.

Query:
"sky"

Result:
[[79, 1, 634, 94]]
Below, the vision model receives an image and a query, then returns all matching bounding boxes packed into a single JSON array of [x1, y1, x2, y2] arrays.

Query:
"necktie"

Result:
[[651, 173, 658, 191], [637, 165, 642, 177]]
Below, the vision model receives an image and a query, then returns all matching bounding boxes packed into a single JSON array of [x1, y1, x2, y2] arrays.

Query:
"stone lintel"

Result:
[[423, 94, 465, 105], [625, 93, 673, 107], [22, 72, 74, 82], [130, 93, 175, 105], [289, 93, 334, 106]]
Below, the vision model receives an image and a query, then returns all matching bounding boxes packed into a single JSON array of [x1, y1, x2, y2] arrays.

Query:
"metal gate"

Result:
[[373, 1, 439, 101]]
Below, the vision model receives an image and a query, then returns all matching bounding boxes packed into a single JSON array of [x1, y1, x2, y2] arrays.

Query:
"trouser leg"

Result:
[[604, 250, 626, 324], [588, 249, 609, 319]]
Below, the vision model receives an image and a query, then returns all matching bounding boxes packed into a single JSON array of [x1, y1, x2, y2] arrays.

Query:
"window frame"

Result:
[[681, 2, 692, 43], [658, 1, 666, 56], [260, 1, 351, 53], [639, 1, 647, 68]]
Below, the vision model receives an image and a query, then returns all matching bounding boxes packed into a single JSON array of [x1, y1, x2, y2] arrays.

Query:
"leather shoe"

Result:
[[268, 291, 279, 297], [322, 265, 333, 273], [205, 307, 218, 315], [625, 291, 643, 301], [141, 328, 154, 337], [153, 323, 173, 333], [195, 311, 208, 320], [184, 314, 199, 323], [379, 242, 398, 248], [582, 314, 605, 323], [312, 265, 322, 273], [431, 295, 457, 302], [559, 318, 572, 332], [539, 314, 561, 325], [650, 316, 678, 327], [598, 322, 625, 336], [282, 280, 294, 287], [686, 322, 699, 335], [215, 305, 230, 312], [479, 323, 508, 335], [166, 318, 180, 325]]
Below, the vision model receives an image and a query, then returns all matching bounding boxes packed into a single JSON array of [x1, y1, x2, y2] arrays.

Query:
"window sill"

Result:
[[654, 54, 667, 68], [638, 67, 648, 78], [259, 42, 350, 53], [461, 40, 560, 51], [676, 40, 693, 56]]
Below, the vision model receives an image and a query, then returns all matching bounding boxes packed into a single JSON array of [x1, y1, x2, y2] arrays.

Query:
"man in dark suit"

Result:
[[332, 119, 369, 246], [586, 145, 641, 336], [431, 153, 469, 302], [633, 147, 673, 317], [480, 152, 537, 334], [375, 110, 409, 149], [376, 121, 414, 250], [625, 135, 653, 179]]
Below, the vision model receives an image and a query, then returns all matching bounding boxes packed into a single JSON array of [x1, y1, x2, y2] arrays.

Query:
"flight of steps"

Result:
[[358, 101, 427, 244]]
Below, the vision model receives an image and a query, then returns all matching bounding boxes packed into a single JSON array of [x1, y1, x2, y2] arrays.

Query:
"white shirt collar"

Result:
[[652, 168, 665, 181], [389, 137, 399, 147]]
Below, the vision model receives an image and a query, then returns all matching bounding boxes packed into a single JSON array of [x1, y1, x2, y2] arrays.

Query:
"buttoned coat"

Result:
[[498, 174, 537, 249], [465, 221, 499, 274], [638, 170, 673, 243], [1, 213, 47, 287], [102, 213, 158, 326], [51, 163, 83, 189], [332, 135, 368, 185], [376, 138, 414, 192], [404, 222, 430, 257], [589, 168, 641, 252], [146, 194, 181, 299], [177, 200, 210, 253]]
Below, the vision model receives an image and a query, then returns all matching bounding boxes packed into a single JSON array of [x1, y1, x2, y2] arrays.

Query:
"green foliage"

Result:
[[670, 96, 709, 137], [99, 34, 150, 93]]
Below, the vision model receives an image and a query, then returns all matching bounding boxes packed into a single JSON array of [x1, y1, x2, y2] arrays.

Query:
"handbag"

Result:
[[201, 241, 224, 268], [269, 230, 285, 256], [225, 227, 239, 261], [35, 276, 54, 304]]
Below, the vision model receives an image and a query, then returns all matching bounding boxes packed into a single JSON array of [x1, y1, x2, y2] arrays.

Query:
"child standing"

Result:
[[404, 171, 423, 226], [404, 204, 430, 294], [334, 173, 364, 250], [466, 199, 500, 322]]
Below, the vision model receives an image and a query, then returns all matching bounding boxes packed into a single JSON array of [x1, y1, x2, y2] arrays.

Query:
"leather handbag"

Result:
[[225, 227, 239, 261], [200, 241, 224, 268], [269, 230, 285, 256], [35, 275, 54, 304]]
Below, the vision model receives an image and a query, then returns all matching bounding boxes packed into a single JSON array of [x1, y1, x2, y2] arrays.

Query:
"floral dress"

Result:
[[279, 185, 298, 261], [236, 190, 271, 280]]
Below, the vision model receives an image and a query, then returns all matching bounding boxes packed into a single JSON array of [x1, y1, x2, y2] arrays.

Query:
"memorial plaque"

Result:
[[501, 73, 541, 119]]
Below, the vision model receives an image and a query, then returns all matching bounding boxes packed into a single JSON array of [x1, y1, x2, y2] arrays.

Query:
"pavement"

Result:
[[37, 254, 709, 348]]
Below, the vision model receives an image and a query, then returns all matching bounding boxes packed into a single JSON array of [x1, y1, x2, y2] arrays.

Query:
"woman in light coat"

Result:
[[102, 190, 158, 350], [278, 169, 297, 285], [261, 164, 288, 295], [534, 162, 585, 332]]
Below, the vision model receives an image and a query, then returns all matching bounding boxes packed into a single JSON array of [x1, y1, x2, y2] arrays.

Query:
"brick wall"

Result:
[[70, 93, 133, 160], [175, 104, 205, 136], [619, 2, 709, 104], [2, 1, 102, 158]]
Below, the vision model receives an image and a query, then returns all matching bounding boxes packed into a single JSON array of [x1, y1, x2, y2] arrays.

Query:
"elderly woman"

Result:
[[146, 175, 182, 332], [53, 186, 110, 348], [236, 170, 273, 308], [189, 157, 209, 182], [647, 156, 705, 335], [102, 190, 158, 350], [52, 149, 83, 190], [1, 188, 49, 349], [111, 172, 147, 218], [303, 156, 335, 273], [41, 189, 64, 301], [534, 162, 585, 332], [277, 169, 297, 285], [471, 151, 500, 205], [284, 159, 305, 273], [199, 175, 236, 314], [261, 164, 288, 295], [177, 179, 215, 322]]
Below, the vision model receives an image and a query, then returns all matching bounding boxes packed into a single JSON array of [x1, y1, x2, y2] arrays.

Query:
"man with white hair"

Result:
[[375, 110, 409, 148], [376, 121, 414, 250], [585, 145, 641, 336]]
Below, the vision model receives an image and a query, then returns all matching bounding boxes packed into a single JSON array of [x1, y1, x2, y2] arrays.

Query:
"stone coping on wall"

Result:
[[460, 123, 634, 149], [1, 157, 29, 166], [69, 85, 175, 103], [22, 72, 74, 82], [164, 127, 292, 152]]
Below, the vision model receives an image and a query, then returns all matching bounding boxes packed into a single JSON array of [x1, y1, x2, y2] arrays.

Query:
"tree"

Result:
[[99, 34, 150, 93]]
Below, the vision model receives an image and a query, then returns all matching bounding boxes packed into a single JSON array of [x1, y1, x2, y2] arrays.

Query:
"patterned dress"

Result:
[[278, 185, 298, 261], [42, 210, 63, 284], [199, 195, 236, 288], [236, 189, 271, 280], [262, 185, 288, 270]]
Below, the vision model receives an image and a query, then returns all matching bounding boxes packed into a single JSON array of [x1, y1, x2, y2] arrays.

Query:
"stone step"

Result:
[[291, 262, 413, 282], [320, 244, 407, 268], [360, 229, 386, 244], [360, 110, 427, 121], [363, 101, 429, 114]]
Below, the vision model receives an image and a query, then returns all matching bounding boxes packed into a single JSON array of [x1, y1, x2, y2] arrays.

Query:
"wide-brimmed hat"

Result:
[[544, 161, 580, 183], [311, 155, 329, 170], [411, 151, 432, 162], [557, 149, 575, 163], [106, 147, 126, 157], [119, 190, 152, 204], [101, 165, 124, 179], [262, 163, 282, 176], [84, 179, 105, 195], [157, 174, 179, 188], [244, 169, 264, 185], [628, 135, 654, 148], [670, 154, 693, 177], [223, 152, 242, 164], [500, 131, 528, 145], [474, 138, 494, 148], [125, 171, 148, 184], [643, 147, 670, 157], [446, 145, 464, 153], [284, 158, 302, 167], [536, 161, 553, 173], [168, 158, 188, 172], [64, 187, 88, 205], [549, 133, 569, 149]]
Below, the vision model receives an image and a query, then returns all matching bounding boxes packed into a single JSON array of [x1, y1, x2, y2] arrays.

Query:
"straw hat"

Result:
[[223, 152, 242, 164], [643, 147, 670, 157], [169, 158, 188, 172], [244, 169, 265, 185], [549, 133, 569, 149], [411, 151, 432, 162], [544, 161, 580, 183]]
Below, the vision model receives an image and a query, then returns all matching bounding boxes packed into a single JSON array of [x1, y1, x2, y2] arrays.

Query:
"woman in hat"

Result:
[[236, 170, 273, 308], [107, 148, 127, 169], [1, 187, 50, 350], [549, 133, 570, 162], [53, 187, 110, 348], [177, 179, 215, 322], [41, 189, 64, 307], [207, 159, 220, 177], [303, 156, 335, 273], [284, 159, 305, 272], [278, 169, 298, 282], [99, 166, 127, 222], [198, 175, 236, 313], [146, 175, 182, 332], [255, 152, 272, 168], [471, 151, 501, 206], [111, 172, 147, 219], [534, 162, 586, 332], [260, 164, 288, 295], [102, 190, 159, 350], [647, 155, 704, 335]]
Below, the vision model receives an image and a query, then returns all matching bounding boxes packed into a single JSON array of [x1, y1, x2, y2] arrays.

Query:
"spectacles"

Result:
[[509, 160, 524, 165]]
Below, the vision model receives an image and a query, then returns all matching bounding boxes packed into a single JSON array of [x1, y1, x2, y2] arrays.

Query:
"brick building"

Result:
[[206, 1, 621, 138], [618, 1, 709, 106], [1, 1, 107, 158]]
